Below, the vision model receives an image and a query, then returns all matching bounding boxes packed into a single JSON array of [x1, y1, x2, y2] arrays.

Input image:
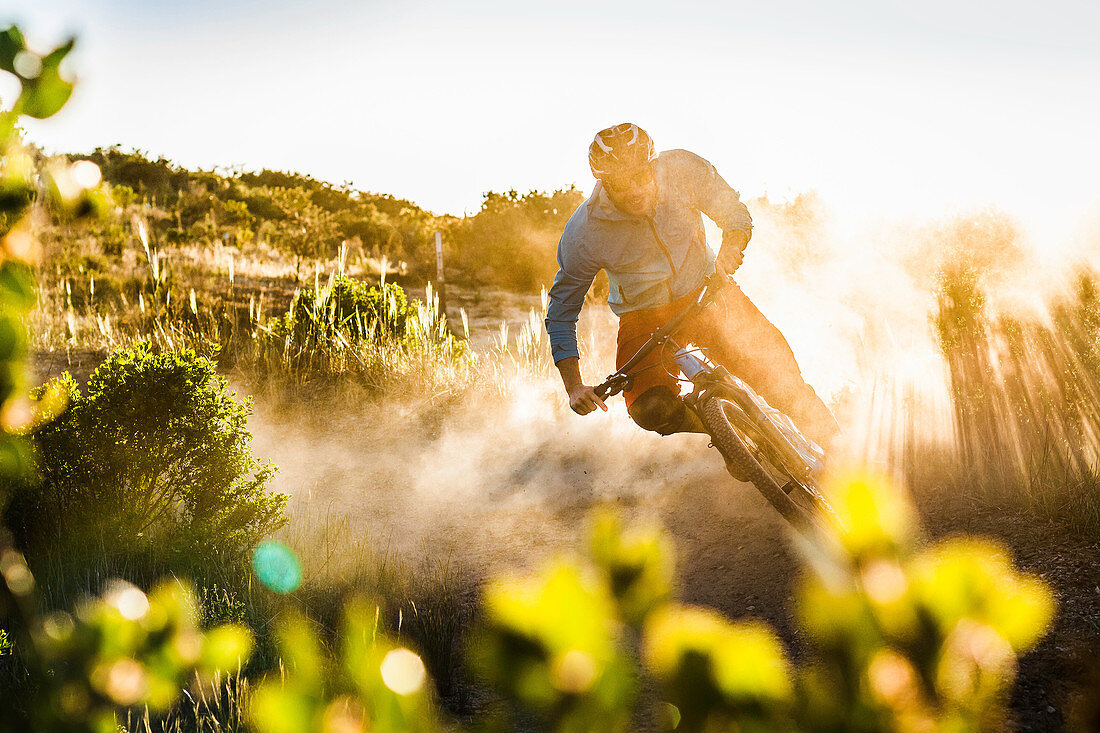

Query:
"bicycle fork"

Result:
[[670, 341, 824, 482]]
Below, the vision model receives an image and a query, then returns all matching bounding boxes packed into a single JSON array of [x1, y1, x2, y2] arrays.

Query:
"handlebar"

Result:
[[594, 271, 732, 400]]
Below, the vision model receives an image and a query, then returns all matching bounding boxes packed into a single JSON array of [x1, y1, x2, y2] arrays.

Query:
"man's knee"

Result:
[[628, 386, 685, 435]]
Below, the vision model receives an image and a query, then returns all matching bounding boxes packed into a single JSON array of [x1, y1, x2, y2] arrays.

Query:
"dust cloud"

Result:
[[733, 194, 1100, 468], [247, 372, 759, 576]]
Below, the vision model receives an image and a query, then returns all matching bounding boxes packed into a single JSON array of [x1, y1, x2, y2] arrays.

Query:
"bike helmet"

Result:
[[588, 123, 657, 178]]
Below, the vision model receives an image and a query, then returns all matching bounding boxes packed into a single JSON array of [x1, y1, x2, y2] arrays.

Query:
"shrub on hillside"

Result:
[[283, 275, 412, 341], [264, 275, 413, 363], [445, 187, 584, 292], [259, 275, 468, 385], [4, 343, 287, 563]]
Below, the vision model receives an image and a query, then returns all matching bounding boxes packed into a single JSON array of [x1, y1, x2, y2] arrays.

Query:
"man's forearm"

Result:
[[723, 228, 750, 251], [555, 356, 584, 391], [717, 228, 751, 273]]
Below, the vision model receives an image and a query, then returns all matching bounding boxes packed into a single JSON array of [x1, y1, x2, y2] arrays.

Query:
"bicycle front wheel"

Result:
[[701, 397, 832, 539]]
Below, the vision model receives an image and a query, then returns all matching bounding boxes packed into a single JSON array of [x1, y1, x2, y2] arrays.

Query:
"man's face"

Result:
[[601, 164, 657, 217]]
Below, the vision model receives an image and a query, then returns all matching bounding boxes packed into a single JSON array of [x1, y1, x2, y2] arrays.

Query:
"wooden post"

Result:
[[434, 230, 448, 319]]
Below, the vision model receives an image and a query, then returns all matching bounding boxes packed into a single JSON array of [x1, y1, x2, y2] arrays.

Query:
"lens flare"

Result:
[[93, 658, 147, 706], [551, 649, 598, 693], [0, 550, 34, 596], [252, 541, 302, 594], [69, 160, 102, 189]]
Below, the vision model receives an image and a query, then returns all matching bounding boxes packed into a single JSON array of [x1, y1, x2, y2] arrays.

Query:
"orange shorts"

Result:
[[615, 282, 798, 409], [615, 281, 838, 446], [616, 288, 709, 408]]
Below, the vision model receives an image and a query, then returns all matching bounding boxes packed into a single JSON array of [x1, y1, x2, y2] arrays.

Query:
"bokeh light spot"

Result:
[[109, 584, 150, 621], [99, 658, 147, 705], [70, 160, 102, 189], [12, 51, 41, 79], [43, 611, 74, 642], [174, 629, 203, 666], [322, 696, 368, 733], [862, 559, 908, 604], [551, 649, 598, 693], [380, 647, 426, 695], [252, 541, 302, 594], [0, 550, 34, 596], [868, 650, 916, 705]]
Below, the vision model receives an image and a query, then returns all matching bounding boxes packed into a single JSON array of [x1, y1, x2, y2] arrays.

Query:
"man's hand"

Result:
[[567, 384, 608, 415], [555, 356, 608, 415], [717, 229, 750, 274]]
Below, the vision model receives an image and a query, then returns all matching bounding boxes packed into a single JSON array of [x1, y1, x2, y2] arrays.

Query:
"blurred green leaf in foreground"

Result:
[[248, 600, 438, 733], [469, 470, 1054, 732], [21, 574, 252, 732]]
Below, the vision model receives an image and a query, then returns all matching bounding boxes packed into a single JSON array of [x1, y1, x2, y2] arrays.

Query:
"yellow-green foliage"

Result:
[[797, 470, 1054, 732], [1, 471, 1057, 731], [248, 602, 437, 733], [587, 509, 674, 628], [22, 576, 252, 733], [645, 607, 793, 730], [470, 470, 1053, 733], [474, 561, 637, 730], [258, 274, 468, 389]]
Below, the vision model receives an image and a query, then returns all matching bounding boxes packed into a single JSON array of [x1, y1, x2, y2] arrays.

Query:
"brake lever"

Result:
[[595, 375, 631, 401], [705, 270, 734, 292], [696, 271, 733, 311]]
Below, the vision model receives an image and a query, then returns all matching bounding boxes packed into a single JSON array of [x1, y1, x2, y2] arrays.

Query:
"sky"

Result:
[[8, 0, 1100, 237]]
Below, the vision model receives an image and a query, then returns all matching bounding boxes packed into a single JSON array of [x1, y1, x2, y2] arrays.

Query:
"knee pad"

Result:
[[628, 386, 686, 435]]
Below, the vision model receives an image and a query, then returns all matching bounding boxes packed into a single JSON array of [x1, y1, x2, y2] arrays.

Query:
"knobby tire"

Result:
[[701, 398, 823, 539]]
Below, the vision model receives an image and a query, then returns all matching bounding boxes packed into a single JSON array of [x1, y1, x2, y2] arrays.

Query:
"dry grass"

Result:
[[910, 266, 1100, 530]]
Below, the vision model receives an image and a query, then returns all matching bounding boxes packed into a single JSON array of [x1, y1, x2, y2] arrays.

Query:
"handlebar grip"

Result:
[[708, 270, 735, 289], [594, 383, 610, 400]]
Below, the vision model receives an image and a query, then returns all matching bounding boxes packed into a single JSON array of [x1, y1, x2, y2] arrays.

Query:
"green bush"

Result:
[[258, 275, 468, 388], [275, 275, 412, 343], [4, 342, 287, 563]]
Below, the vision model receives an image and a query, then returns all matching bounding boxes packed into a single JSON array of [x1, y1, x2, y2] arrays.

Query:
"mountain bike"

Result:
[[594, 273, 837, 539]]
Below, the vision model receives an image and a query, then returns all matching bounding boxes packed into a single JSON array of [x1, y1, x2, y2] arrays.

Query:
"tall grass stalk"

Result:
[[931, 267, 1100, 529], [121, 672, 250, 733]]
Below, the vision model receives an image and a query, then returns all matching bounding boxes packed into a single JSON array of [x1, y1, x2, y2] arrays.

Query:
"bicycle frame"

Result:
[[594, 274, 824, 482]]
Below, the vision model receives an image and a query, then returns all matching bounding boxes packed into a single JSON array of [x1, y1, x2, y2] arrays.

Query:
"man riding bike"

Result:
[[545, 122, 838, 448]]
